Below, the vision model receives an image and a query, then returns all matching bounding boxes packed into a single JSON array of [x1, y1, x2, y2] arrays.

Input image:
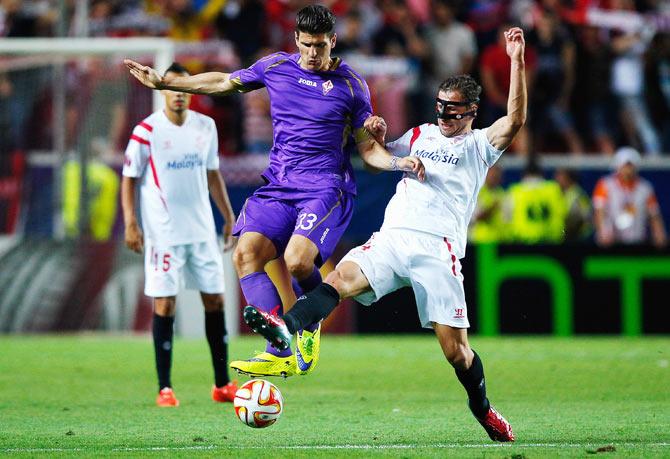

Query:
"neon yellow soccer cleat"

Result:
[[295, 323, 321, 375], [229, 352, 296, 378]]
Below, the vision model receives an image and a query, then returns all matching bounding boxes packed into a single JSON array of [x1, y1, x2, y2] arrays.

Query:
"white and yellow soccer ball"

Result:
[[233, 379, 283, 428]]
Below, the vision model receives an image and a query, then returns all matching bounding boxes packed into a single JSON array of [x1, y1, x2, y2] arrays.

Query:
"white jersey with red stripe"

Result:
[[382, 124, 503, 259], [122, 109, 219, 246]]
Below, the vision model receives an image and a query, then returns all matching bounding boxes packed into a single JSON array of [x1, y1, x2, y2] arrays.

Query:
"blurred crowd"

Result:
[[469, 146, 667, 247], [2, 0, 670, 158]]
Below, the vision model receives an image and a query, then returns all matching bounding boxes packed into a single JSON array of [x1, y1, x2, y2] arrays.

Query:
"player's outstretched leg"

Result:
[[435, 325, 514, 442]]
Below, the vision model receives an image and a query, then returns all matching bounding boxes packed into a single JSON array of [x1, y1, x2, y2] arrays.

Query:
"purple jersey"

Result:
[[230, 52, 372, 195]]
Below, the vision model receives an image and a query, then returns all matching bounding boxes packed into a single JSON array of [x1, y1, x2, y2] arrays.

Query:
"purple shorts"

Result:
[[233, 183, 354, 265]]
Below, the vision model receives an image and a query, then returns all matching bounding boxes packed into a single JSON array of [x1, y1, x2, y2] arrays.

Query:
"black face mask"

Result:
[[436, 97, 478, 120]]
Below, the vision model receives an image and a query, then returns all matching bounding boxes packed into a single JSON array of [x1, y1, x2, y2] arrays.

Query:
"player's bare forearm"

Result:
[[207, 170, 235, 223], [121, 176, 138, 227], [121, 176, 143, 253], [161, 71, 236, 96], [486, 28, 528, 151], [357, 139, 425, 181], [124, 59, 236, 95]]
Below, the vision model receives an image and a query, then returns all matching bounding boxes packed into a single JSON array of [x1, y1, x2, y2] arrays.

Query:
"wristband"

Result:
[[390, 156, 400, 171]]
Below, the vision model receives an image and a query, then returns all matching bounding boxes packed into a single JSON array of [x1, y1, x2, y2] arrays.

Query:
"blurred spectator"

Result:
[[153, 0, 227, 41], [554, 167, 592, 241], [609, 0, 660, 155], [463, 0, 510, 50], [0, 73, 14, 155], [574, 25, 616, 154], [0, 0, 56, 37], [593, 147, 667, 247], [506, 160, 566, 243], [62, 152, 120, 241], [527, 9, 584, 154], [335, 8, 367, 54], [372, 0, 429, 126], [469, 164, 507, 243], [241, 88, 272, 154], [480, 23, 536, 154], [215, 0, 267, 64], [372, 0, 429, 59], [646, 32, 670, 153], [425, 0, 477, 88]]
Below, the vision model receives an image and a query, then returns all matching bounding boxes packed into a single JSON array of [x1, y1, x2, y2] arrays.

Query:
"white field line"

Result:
[[2, 443, 669, 453]]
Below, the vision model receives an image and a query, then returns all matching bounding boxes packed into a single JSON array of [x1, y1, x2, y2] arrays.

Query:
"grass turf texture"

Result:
[[0, 335, 668, 457]]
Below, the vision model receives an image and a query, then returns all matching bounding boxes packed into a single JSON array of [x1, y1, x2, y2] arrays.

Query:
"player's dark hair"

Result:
[[296, 5, 336, 37], [163, 62, 189, 76], [438, 75, 482, 104]]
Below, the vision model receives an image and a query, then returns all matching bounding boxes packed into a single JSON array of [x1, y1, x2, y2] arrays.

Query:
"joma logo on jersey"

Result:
[[414, 150, 460, 165], [298, 78, 317, 87]]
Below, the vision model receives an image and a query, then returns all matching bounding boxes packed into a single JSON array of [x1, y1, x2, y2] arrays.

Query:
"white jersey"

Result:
[[122, 109, 220, 246], [382, 124, 503, 259]]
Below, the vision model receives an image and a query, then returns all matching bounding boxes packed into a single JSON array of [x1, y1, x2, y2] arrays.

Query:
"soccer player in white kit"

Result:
[[243, 28, 528, 442], [121, 63, 238, 407]]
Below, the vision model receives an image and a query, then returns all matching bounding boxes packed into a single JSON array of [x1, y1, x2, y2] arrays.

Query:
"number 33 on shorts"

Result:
[[295, 212, 318, 231]]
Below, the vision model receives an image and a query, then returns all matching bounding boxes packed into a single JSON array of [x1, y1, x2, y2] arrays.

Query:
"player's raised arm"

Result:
[[486, 27, 528, 151], [356, 117, 425, 181], [124, 59, 237, 96]]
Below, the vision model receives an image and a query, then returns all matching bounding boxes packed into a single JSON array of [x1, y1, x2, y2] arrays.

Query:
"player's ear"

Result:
[[294, 31, 300, 46], [330, 32, 337, 49]]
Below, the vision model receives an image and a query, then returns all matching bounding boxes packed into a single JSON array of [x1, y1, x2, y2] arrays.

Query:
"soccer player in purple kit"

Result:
[[124, 5, 425, 377]]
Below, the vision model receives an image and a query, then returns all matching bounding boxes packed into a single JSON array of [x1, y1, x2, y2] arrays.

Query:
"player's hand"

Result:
[[222, 221, 236, 252], [504, 27, 525, 62], [125, 222, 144, 253], [124, 59, 163, 89], [398, 156, 426, 182], [364, 115, 387, 144]]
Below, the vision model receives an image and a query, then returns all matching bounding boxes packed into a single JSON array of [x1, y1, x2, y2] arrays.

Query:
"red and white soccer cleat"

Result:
[[475, 405, 515, 442], [156, 387, 180, 407], [211, 381, 238, 403]]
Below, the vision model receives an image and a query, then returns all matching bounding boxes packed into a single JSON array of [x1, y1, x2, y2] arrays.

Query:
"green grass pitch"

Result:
[[1, 335, 669, 457]]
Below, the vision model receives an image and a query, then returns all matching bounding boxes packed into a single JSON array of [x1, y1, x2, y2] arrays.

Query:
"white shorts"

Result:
[[339, 229, 469, 329], [144, 238, 225, 297]]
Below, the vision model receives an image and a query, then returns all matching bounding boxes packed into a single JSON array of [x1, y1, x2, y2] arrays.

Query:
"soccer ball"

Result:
[[233, 379, 283, 428]]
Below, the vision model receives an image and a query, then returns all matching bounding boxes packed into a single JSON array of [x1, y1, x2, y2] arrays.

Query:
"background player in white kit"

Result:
[[121, 63, 238, 407], [243, 27, 528, 442]]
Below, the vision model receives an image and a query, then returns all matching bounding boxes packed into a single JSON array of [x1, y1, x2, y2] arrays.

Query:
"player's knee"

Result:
[[202, 295, 223, 312], [284, 252, 313, 279], [444, 343, 472, 370], [324, 269, 354, 298], [233, 243, 260, 275], [154, 298, 176, 316]]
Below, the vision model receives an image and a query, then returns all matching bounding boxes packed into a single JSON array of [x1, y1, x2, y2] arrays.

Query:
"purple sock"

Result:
[[291, 267, 322, 333], [240, 272, 292, 357]]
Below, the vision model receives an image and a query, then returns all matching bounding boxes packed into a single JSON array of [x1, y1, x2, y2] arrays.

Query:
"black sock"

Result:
[[455, 350, 490, 419], [152, 313, 175, 391], [205, 310, 230, 387], [283, 283, 340, 334]]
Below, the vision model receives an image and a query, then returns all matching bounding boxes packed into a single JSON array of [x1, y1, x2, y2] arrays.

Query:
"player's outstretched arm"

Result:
[[121, 176, 143, 253], [124, 59, 237, 96], [357, 119, 426, 181], [207, 170, 236, 251], [486, 27, 528, 151]]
